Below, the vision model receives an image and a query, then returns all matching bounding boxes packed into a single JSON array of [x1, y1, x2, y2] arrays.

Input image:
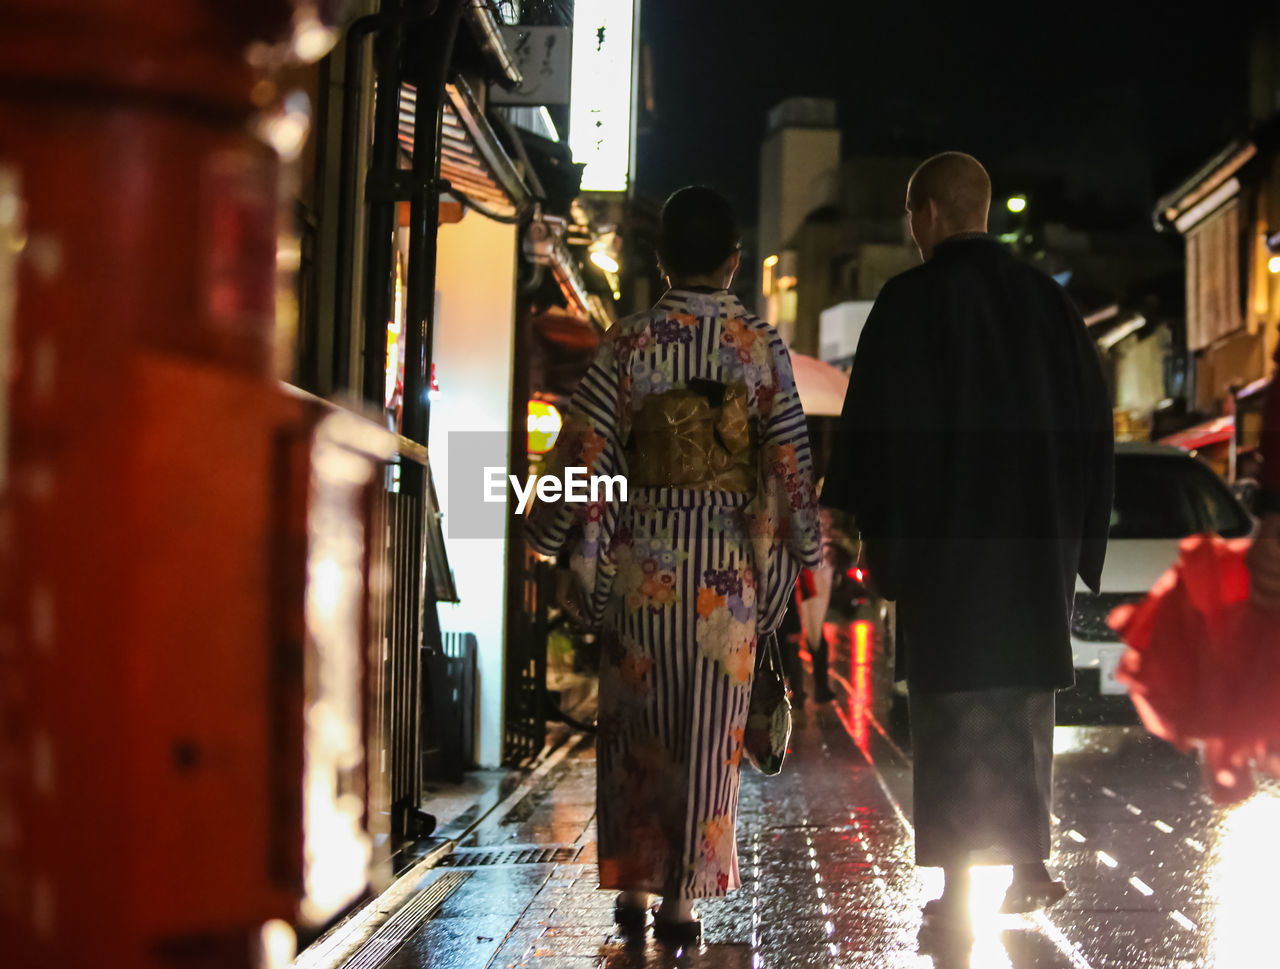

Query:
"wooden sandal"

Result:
[[1000, 879, 1068, 914], [613, 897, 648, 935], [653, 910, 701, 944]]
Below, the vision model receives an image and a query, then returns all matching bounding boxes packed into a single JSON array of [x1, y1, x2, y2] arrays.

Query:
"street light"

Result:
[[1269, 255, 1280, 275], [762, 254, 778, 297], [590, 249, 620, 274], [1006, 195, 1027, 214]]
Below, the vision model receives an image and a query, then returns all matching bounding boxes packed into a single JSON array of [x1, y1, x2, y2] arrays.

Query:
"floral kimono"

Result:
[[526, 289, 821, 898]]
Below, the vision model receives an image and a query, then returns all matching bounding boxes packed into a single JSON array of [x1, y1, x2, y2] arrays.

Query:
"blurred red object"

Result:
[[1109, 534, 1280, 804], [533, 307, 600, 351], [799, 568, 818, 598]]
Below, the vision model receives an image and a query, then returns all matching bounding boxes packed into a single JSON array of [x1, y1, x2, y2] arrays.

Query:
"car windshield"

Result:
[[1110, 454, 1252, 539]]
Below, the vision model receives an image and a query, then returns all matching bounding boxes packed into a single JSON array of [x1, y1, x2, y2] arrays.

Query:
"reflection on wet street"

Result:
[[388, 620, 1280, 969]]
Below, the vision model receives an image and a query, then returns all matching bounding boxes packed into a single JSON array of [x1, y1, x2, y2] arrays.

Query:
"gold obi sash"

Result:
[[624, 381, 757, 492]]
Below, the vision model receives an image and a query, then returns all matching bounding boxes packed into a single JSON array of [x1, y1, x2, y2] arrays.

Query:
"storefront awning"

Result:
[[1159, 415, 1234, 451], [1153, 114, 1280, 233], [523, 214, 614, 329], [1237, 375, 1272, 402], [399, 76, 531, 221], [1154, 141, 1254, 232]]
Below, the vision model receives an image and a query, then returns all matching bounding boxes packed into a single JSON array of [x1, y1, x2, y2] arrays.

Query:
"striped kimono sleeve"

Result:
[[524, 331, 628, 622], [749, 330, 823, 632]]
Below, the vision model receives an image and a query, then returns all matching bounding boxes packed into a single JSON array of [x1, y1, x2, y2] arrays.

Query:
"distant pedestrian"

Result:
[[527, 186, 822, 941], [820, 152, 1114, 933], [797, 502, 839, 703]]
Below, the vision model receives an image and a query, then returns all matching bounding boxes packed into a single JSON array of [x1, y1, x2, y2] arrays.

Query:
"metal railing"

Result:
[[503, 552, 553, 765], [367, 453, 458, 839]]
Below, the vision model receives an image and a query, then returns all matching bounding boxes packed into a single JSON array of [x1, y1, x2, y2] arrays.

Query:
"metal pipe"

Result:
[[332, 0, 442, 394], [401, 0, 468, 447], [359, 13, 407, 409]]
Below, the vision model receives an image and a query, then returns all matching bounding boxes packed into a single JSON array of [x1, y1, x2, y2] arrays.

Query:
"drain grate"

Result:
[[440, 845, 582, 867], [340, 870, 471, 969]]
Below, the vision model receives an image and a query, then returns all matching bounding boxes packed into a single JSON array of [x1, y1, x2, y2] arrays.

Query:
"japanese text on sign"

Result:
[[569, 0, 637, 192]]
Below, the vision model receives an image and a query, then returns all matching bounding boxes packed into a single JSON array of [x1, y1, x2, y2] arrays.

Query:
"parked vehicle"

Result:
[[871, 443, 1254, 727], [1062, 442, 1253, 721], [829, 551, 873, 615]]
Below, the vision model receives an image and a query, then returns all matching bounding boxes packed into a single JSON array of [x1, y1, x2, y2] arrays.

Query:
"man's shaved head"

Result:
[[905, 152, 992, 260], [907, 152, 991, 230]]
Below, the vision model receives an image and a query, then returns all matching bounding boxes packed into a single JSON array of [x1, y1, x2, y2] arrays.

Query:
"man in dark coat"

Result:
[[820, 152, 1114, 931]]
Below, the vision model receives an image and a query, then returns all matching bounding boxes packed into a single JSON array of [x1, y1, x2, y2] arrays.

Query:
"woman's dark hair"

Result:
[[658, 186, 740, 278]]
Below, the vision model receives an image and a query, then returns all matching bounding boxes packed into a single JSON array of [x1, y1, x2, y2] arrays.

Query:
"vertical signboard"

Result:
[[569, 0, 637, 193], [490, 26, 573, 106]]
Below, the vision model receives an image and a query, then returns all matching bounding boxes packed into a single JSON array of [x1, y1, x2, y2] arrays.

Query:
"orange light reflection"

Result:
[[849, 620, 873, 751]]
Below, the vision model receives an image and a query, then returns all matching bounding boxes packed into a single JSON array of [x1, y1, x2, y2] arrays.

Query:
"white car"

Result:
[[1066, 442, 1253, 710], [877, 442, 1253, 725]]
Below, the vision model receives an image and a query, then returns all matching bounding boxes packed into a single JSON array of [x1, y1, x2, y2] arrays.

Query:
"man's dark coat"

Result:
[[820, 235, 1114, 693]]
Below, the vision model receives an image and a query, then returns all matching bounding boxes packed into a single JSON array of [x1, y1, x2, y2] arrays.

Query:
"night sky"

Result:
[[635, 1, 1272, 231]]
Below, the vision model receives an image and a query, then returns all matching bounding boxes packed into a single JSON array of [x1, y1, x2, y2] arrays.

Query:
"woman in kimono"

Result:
[[526, 187, 821, 940]]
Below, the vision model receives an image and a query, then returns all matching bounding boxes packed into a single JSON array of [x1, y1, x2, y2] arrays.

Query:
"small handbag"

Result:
[[743, 631, 793, 775]]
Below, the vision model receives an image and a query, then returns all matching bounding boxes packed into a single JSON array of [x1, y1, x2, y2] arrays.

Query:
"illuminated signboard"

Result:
[[569, 0, 637, 193]]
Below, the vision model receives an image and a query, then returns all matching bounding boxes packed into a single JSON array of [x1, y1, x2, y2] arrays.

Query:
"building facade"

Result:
[[1155, 121, 1280, 477], [786, 155, 921, 359], [757, 98, 841, 344]]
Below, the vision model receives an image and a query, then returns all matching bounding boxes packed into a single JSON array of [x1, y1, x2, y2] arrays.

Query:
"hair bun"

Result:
[[659, 186, 740, 278]]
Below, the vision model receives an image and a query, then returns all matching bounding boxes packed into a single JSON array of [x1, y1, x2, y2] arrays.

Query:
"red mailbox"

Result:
[[0, 2, 380, 967]]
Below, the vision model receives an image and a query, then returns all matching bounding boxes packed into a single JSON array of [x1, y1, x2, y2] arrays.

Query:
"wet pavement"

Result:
[[384, 622, 1280, 969]]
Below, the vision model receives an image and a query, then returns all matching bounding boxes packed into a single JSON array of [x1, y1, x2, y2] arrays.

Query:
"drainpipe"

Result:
[[464, 0, 525, 89], [331, 0, 442, 396], [400, 0, 468, 448]]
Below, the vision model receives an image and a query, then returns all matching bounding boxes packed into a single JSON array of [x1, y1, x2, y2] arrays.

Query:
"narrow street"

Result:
[[11, 7, 1280, 969], [355, 626, 1280, 969]]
